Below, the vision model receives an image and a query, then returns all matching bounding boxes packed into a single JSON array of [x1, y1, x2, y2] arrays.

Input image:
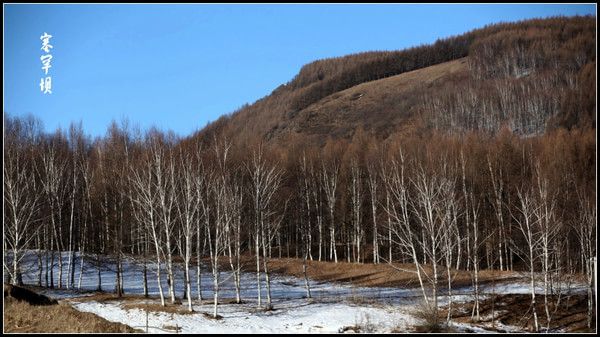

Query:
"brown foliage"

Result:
[[195, 15, 594, 146], [2, 18, 595, 301]]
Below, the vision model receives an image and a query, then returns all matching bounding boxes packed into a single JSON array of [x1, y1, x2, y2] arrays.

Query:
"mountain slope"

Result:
[[272, 57, 468, 144], [195, 16, 595, 147]]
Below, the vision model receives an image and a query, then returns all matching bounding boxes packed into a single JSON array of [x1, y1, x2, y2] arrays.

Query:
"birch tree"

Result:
[[154, 138, 178, 304], [469, 195, 482, 322], [203, 138, 231, 318], [383, 150, 429, 305], [533, 164, 560, 331], [77, 150, 94, 290], [409, 162, 456, 322], [573, 189, 596, 329], [367, 163, 380, 264], [4, 128, 42, 285], [225, 177, 244, 304], [129, 133, 167, 306], [300, 153, 313, 261], [248, 145, 283, 309], [309, 161, 324, 262], [349, 159, 363, 263], [66, 123, 85, 289], [175, 148, 202, 312], [512, 188, 541, 332], [40, 139, 68, 288], [321, 160, 339, 263]]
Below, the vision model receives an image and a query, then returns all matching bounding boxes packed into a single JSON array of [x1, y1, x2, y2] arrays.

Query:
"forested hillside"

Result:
[[199, 15, 595, 146]]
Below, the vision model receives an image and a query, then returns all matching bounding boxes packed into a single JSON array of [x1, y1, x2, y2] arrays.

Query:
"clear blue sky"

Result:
[[4, 4, 596, 137]]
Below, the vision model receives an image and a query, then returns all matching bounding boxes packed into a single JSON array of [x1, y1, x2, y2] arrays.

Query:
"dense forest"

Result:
[[3, 15, 596, 330]]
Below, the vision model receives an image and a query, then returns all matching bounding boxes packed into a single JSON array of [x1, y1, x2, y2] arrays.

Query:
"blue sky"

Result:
[[4, 4, 596, 137]]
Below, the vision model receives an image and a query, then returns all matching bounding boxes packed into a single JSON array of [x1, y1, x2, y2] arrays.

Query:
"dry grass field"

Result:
[[3, 297, 138, 333]]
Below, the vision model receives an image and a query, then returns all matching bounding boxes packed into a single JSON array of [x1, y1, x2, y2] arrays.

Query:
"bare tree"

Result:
[[206, 173, 227, 318], [532, 164, 560, 331], [4, 132, 42, 285], [308, 161, 324, 262], [488, 155, 511, 272], [349, 159, 364, 263], [383, 150, 429, 304], [66, 123, 85, 289], [443, 195, 461, 325], [154, 138, 178, 304], [459, 151, 471, 272], [215, 141, 244, 305], [175, 147, 202, 312], [300, 153, 313, 261], [225, 176, 244, 304], [379, 161, 394, 264], [299, 154, 314, 298], [367, 163, 380, 264], [40, 139, 68, 288], [202, 138, 231, 318], [77, 150, 94, 290], [195, 169, 207, 303], [261, 200, 286, 310], [129, 133, 167, 306], [409, 161, 456, 322], [512, 187, 541, 332], [321, 159, 339, 263], [469, 195, 482, 322], [298, 198, 312, 299], [573, 189, 596, 329], [248, 145, 283, 309]]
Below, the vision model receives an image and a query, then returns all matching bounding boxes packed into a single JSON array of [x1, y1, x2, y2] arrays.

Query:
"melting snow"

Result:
[[14, 251, 588, 333]]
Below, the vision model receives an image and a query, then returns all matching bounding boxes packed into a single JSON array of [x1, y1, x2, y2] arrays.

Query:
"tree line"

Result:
[[4, 113, 595, 329]]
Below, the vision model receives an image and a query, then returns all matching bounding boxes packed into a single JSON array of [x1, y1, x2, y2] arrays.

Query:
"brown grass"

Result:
[[50, 281, 251, 319], [161, 324, 182, 332], [121, 302, 197, 315], [68, 291, 243, 316], [3, 297, 139, 333], [70, 292, 149, 303], [67, 292, 196, 315], [244, 255, 518, 289], [274, 57, 469, 144]]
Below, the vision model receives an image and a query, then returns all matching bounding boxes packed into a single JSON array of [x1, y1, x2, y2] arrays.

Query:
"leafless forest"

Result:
[[3, 15, 596, 331]]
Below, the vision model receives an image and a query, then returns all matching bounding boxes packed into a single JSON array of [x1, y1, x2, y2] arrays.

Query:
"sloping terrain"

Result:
[[3, 285, 137, 333], [195, 16, 595, 148], [273, 57, 468, 144]]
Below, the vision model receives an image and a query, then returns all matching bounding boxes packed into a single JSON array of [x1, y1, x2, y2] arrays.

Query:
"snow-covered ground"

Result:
[[71, 299, 421, 333], [11, 251, 588, 333]]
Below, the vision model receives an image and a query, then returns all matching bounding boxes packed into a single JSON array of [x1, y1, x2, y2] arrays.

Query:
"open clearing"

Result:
[[6, 251, 591, 333]]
